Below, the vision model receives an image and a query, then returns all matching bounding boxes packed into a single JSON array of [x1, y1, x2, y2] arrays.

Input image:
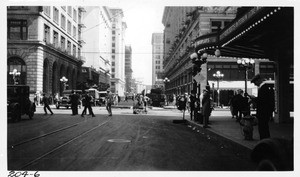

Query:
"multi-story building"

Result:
[[125, 45, 133, 93], [81, 6, 112, 91], [7, 6, 85, 99], [109, 8, 126, 97], [162, 7, 276, 106], [151, 33, 164, 88]]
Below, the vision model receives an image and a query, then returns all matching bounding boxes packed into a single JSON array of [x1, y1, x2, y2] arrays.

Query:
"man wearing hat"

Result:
[[105, 89, 113, 116], [251, 74, 275, 140]]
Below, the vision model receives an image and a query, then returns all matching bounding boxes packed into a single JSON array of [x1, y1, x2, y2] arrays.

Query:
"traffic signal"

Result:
[[190, 51, 208, 76]]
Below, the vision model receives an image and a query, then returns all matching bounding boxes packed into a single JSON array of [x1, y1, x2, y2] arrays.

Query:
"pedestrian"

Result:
[[81, 92, 95, 117], [70, 90, 79, 115], [189, 90, 197, 121], [201, 86, 211, 128], [105, 89, 113, 116], [34, 94, 38, 106], [232, 89, 247, 122], [42, 93, 53, 115], [251, 74, 275, 140]]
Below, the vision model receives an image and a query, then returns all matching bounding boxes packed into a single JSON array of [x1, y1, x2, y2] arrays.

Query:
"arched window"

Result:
[[7, 57, 27, 85]]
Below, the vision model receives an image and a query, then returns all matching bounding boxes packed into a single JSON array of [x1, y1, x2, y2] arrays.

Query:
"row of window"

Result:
[[44, 24, 79, 57], [44, 6, 79, 39]]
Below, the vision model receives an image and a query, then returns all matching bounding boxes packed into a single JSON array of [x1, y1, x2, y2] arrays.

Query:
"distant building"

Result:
[[125, 45, 133, 93], [7, 6, 85, 99], [81, 6, 112, 91], [110, 8, 127, 96], [151, 33, 164, 88]]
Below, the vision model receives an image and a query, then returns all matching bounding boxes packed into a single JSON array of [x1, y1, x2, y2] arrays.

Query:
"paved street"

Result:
[[7, 105, 256, 171]]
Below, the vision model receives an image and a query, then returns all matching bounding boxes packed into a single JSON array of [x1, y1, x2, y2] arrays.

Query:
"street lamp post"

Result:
[[60, 76, 68, 93], [213, 71, 224, 107], [9, 69, 21, 85], [237, 58, 255, 93], [164, 77, 170, 105]]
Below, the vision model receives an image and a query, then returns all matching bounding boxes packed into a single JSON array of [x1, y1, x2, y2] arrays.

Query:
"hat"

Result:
[[251, 74, 261, 83]]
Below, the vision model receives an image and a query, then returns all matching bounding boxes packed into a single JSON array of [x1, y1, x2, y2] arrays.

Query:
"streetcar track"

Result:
[[9, 116, 109, 149], [20, 115, 112, 169]]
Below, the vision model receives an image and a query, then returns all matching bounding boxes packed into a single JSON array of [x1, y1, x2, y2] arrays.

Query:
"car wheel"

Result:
[[257, 158, 280, 171]]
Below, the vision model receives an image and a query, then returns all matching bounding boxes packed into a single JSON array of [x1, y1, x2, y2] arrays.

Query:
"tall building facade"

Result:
[[125, 45, 133, 93], [151, 33, 164, 88], [109, 8, 126, 96], [162, 6, 275, 106], [7, 6, 85, 99], [81, 6, 112, 91]]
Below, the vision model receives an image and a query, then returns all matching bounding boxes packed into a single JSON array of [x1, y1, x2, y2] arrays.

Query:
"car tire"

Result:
[[257, 158, 280, 171]]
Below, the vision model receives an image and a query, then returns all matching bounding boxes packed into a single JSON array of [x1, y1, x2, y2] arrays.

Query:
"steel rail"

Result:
[[20, 116, 112, 169]]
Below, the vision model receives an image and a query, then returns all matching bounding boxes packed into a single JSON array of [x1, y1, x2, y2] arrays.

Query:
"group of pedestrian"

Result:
[[133, 94, 150, 114], [229, 89, 250, 122], [41, 89, 115, 118]]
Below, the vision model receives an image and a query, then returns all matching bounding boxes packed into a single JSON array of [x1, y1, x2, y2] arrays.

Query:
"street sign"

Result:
[[193, 72, 206, 83]]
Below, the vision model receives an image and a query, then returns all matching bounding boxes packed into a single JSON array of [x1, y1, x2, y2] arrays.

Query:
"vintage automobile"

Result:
[[7, 85, 36, 122], [56, 90, 82, 109]]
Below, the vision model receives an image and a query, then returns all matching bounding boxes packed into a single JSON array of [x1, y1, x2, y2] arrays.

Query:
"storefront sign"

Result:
[[220, 7, 262, 40]]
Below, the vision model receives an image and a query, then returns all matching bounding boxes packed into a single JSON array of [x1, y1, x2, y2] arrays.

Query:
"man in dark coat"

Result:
[[42, 93, 53, 115], [81, 92, 95, 117], [251, 74, 275, 140], [201, 86, 211, 128], [70, 91, 79, 115], [189, 90, 197, 121]]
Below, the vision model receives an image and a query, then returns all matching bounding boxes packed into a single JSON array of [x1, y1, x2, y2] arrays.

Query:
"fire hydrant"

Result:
[[239, 115, 257, 140]]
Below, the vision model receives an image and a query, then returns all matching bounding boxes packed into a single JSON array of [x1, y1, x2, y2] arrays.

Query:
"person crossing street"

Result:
[[81, 92, 95, 117]]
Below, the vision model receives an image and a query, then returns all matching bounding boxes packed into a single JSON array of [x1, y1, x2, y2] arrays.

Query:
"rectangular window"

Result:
[[53, 31, 58, 47], [44, 24, 50, 43], [112, 31, 115, 35], [53, 7, 59, 24], [67, 6, 72, 17], [78, 48, 81, 57], [67, 20, 71, 34], [112, 68, 115, 72], [112, 36, 115, 41], [112, 49, 115, 53], [73, 26, 76, 38], [61, 36, 65, 50], [73, 44, 76, 56], [112, 62, 115, 66], [8, 20, 28, 40], [61, 14, 66, 30], [73, 9, 77, 22], [44, 6, 50, 17], [112, 43, 115, 47], [67, 41, 71, 54]]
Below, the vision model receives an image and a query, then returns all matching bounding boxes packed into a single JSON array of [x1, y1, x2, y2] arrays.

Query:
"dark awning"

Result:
[[194, 7, 294, 61]]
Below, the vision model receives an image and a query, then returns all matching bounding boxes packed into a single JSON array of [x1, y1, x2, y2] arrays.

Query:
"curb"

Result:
[[184, 119, 253, 151]]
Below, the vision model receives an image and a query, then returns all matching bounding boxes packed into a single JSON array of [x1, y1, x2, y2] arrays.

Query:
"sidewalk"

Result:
[[184, 108, 294, 150]]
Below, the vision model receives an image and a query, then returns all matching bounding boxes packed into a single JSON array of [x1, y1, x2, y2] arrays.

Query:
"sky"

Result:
[[122, 3, 165, 85]]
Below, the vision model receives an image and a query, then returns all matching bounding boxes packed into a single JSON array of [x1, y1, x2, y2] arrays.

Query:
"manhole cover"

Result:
[[107, 139, 131, 143]]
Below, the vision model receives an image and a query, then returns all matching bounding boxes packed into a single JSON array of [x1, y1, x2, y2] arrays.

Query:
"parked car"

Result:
[[56, 90, 82, 109], [251, 138, 293, 171], [7, 85, 36, 122]]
